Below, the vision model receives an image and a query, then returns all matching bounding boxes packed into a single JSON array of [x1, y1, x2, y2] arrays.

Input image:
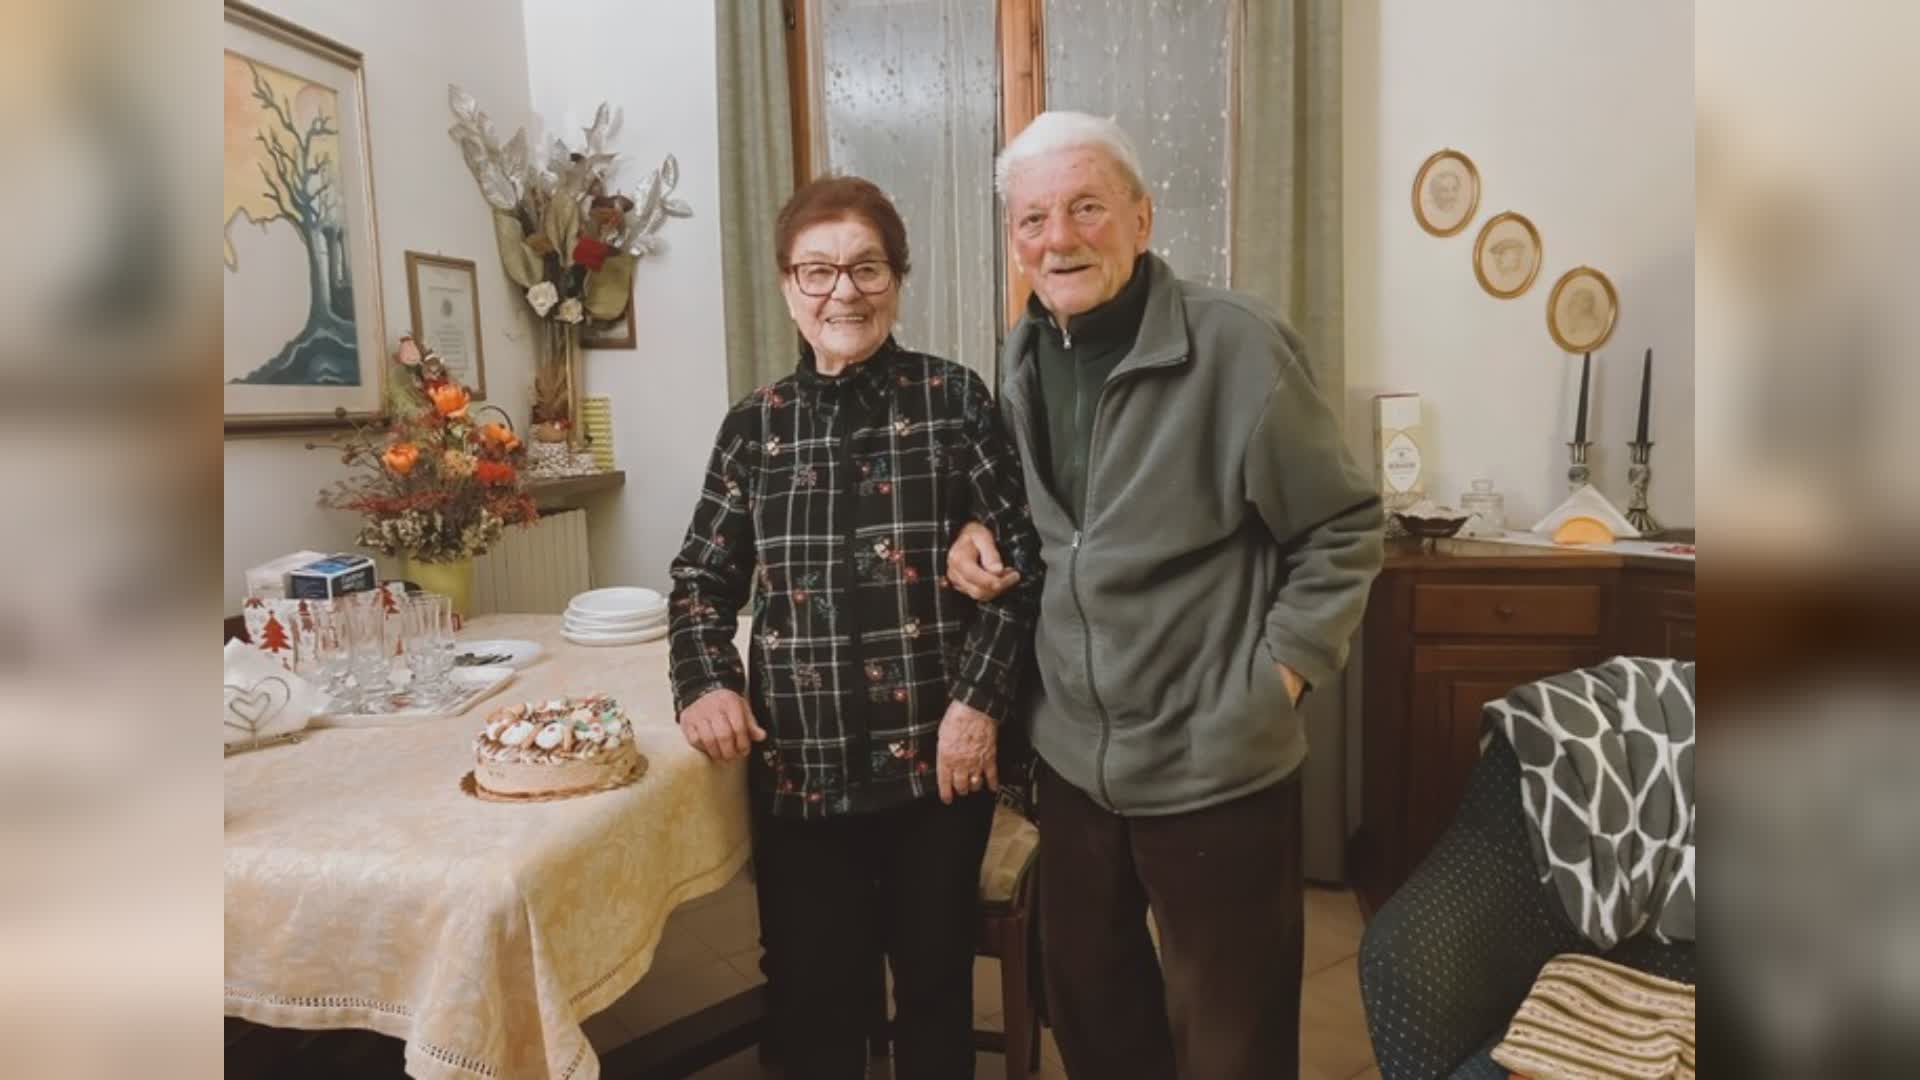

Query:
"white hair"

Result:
[[994, 110, 1147, 199]]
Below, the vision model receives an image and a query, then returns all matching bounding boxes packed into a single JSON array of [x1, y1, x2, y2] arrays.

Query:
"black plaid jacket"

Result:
[[668, 340, 1042, 819]]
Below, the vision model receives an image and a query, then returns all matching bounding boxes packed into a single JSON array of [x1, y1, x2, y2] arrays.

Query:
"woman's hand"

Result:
[[677, 689, 766, 761], [936, 700, 998, 803], [946, 521, 1019, 602]]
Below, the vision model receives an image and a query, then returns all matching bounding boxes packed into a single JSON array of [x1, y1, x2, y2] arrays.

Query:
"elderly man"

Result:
[[948, 111, 1384, 1079]]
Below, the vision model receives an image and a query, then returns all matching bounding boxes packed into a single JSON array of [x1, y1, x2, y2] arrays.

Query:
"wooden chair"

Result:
[[974, 801, 1044, 1075]]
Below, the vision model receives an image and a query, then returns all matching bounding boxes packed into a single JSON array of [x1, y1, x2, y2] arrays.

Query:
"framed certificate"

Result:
[[405, 252, 488, 398]]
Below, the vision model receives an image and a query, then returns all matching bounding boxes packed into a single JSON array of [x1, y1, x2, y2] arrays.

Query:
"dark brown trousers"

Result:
[[1038, 760, 1305, 1080]]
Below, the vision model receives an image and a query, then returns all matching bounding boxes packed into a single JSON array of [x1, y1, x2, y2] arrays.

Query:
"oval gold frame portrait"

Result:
[[1546, 266, 1619, 353], [1411, 149, 1481, 237], [1472, 211, 1542, 299]]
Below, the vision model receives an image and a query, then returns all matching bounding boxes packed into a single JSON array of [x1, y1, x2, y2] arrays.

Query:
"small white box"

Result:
[[286, 553, 378, 601], [1372, 393, 1426, 510], [245, 550, 326, 601]]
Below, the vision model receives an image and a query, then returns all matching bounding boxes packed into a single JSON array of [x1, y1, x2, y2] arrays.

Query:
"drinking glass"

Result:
[[307, 600, 353, 702], [404, 593, 455, 704], [344, 590, 392, 709]]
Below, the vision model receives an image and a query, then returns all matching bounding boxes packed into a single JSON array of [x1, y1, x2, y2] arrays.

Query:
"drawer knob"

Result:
[[1493, 604, 1516, 619]]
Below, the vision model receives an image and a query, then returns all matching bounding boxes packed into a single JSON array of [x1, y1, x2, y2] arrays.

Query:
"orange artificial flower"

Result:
[[479, 422, 522, 454], [382, 442, 420, 475], [428, 383, 470, 418], [474, 459, 516, 486]]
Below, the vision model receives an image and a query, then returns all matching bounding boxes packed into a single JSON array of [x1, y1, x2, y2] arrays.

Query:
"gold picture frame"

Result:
[[1411, 148, 1480, 237], [1473, 211, 1542, 299], [1546, 266, 1619, 353], [404, 252, 488, 399], [223, 1, 387, 433]]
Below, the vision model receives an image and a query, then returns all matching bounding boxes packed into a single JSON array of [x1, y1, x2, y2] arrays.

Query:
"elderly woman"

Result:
[[667, 176, 1040, 1079]]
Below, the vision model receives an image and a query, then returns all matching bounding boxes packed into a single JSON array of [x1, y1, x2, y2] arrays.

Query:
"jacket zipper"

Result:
[[1067, 527, 1116, 809], [1074, 363, 1138, 812]]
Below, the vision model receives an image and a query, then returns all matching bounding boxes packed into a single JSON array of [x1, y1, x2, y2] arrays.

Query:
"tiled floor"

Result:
[[586, 868, 1379, 1079]]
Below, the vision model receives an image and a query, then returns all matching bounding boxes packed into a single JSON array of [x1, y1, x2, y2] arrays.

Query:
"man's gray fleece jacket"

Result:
[[998, 252, 1384, 815]]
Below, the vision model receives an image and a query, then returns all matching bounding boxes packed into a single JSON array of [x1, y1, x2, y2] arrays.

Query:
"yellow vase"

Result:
[[401, 557, 475, 619]]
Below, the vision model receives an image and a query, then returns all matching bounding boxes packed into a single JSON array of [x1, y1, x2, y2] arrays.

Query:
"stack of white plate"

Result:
[[562, 587, 669, 646]]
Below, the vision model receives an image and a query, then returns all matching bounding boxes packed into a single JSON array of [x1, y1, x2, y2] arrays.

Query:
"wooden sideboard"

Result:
[[1349, 538, 1695, 916]]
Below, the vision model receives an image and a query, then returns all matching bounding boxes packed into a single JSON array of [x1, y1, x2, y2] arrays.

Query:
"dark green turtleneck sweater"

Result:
[[1030, 255, 1153, 526]]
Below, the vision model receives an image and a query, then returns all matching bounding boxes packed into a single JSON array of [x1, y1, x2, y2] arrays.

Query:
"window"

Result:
[[788, 0, 1237, 374]]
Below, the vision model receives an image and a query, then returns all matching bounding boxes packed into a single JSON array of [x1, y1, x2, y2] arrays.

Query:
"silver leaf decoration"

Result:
[[477, 163, 518, 212], [446, 84, 693, 274], [586, 102, 611, 155], [448, 84, 479, 126], [501, 130, 528, 188]]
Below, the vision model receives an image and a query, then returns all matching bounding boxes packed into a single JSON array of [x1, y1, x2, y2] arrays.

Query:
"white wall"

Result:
[[1343, 0, 1694, 529], [522, 0, 731, 594], [222, 0, 538, 611]]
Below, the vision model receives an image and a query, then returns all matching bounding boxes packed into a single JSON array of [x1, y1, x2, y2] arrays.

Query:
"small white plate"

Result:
[[564, 611, 666, 633], [561, 624, 670, 647], [454, 639, 544, 670], [568, 586, 667, 617]]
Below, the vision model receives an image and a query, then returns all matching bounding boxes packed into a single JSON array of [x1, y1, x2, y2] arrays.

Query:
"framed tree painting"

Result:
[[223, 2, 386, 432]]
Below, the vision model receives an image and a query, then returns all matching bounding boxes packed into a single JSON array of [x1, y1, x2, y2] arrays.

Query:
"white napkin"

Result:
[[1531, 483, 1641, 539], [224, 639, 330, 748]]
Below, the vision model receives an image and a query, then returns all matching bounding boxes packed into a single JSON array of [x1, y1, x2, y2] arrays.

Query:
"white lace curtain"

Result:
[[808, 0, 1001, 379], [1043, 0, 1236, 289]]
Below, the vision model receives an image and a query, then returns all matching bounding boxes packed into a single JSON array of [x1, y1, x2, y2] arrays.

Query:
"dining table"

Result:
[[224, 613, 753, 1080]]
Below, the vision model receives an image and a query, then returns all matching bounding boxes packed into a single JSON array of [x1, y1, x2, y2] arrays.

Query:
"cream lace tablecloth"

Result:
[[224, 614, 750, 1080]]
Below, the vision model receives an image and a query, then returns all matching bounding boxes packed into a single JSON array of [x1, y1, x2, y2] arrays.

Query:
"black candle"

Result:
[[1635, 347, 1652, 444], [1573, 351, 1591, 444]]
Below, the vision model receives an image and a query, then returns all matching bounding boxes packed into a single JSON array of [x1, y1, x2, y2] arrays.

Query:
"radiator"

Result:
[[471, 509, 591, 614]]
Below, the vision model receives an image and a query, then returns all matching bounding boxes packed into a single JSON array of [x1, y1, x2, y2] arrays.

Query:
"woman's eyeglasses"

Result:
[[789, 260, 894, 297]]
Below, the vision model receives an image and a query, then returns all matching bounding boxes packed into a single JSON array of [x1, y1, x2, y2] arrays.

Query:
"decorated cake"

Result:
[[473, 695, 642, 798]]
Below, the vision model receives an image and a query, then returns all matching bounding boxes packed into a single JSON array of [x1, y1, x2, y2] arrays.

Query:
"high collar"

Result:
[[1026, 254, 1152, 350], [998, 252, 1191, 424], [793, 336, 899, 408]]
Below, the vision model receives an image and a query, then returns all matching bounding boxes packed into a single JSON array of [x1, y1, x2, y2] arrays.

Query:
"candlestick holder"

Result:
[[1626, 440, 1660, 534], [1567, 441, 1593, 490]]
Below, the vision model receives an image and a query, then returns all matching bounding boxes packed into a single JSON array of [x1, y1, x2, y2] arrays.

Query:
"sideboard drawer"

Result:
[[1412, 584, 1604, 638]]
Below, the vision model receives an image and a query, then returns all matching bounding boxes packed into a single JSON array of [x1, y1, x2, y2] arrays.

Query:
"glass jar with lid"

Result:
[[1459, 478, 1506, 537]]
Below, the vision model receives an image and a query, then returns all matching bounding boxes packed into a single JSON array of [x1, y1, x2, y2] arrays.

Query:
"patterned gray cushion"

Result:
[[1484, 657, 1696, 949]]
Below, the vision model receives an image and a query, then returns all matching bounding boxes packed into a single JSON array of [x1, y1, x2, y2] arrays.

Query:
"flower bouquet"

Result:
[[314, 336, 538, 566], [447, 85, 691, 443]]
